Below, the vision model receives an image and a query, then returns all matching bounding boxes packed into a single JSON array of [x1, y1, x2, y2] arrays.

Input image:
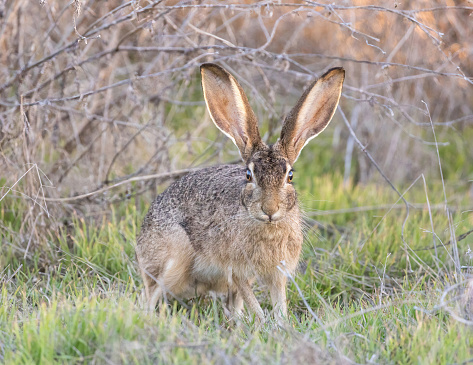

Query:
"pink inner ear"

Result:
[[227, 109, 244, 140], [293, 133, 304, 151], [293, 122, 315, 151], [202, 64, 263, 161]]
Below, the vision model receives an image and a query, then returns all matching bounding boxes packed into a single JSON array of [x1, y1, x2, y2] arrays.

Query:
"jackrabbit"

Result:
[[136, 63, 345, 321]]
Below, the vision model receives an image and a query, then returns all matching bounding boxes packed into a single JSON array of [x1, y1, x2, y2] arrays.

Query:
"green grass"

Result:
[[1, 170, 473, 364]]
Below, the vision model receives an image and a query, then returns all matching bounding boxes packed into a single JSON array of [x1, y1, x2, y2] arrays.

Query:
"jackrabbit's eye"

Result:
[[287, 170, 294, 183], [246, 169, 252, 182]]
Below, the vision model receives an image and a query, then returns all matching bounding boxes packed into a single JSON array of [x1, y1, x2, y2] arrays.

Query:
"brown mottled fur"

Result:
[[136, 64, 345, 321]]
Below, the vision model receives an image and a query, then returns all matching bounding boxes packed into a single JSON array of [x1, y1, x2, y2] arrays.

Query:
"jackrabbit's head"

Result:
[[201, 64, 344, 223]]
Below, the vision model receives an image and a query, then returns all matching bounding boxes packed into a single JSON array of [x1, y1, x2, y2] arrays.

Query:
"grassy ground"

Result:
[[1, 167, 473, 364]]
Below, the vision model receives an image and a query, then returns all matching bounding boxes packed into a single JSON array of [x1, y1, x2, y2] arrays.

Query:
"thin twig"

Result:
[[42, 167, 200, 202]]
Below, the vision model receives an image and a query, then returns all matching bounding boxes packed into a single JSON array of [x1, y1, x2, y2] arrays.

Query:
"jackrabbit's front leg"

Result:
[[233, 275, 265, 321], [225, 289, 244, 318], [269, 275, 288, 321]]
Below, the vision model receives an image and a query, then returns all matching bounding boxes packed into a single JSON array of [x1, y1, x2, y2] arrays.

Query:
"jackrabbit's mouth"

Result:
[[252, 216, 267, 223], [252, 215, 283, 224], [252, 216, 271, 223]]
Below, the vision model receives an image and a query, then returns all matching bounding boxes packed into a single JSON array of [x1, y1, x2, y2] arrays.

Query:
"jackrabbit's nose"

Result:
[[262, 204, 279, 219]]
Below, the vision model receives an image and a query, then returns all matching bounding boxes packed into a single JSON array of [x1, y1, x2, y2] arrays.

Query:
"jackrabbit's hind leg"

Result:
[[147, 283, 163, 312], [141, 267, 163, 312]]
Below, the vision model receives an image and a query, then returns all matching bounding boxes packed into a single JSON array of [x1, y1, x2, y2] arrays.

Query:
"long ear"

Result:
[[277, 68, 345, 164], [201, 63, 262, 162]]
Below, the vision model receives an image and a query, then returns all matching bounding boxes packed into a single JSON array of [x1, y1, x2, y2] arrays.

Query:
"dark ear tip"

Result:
[[200, 63, 215, 70], [200, 63, 213, 74], [200, 63, 226, 75], [322, 67, 345, 80]]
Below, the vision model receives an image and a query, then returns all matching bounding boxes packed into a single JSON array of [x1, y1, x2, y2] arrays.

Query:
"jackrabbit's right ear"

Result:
[[201, 63, 262, 162]]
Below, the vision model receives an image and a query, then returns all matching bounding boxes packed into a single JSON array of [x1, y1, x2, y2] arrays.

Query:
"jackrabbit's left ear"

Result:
[[277, 68, 345, 165]]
